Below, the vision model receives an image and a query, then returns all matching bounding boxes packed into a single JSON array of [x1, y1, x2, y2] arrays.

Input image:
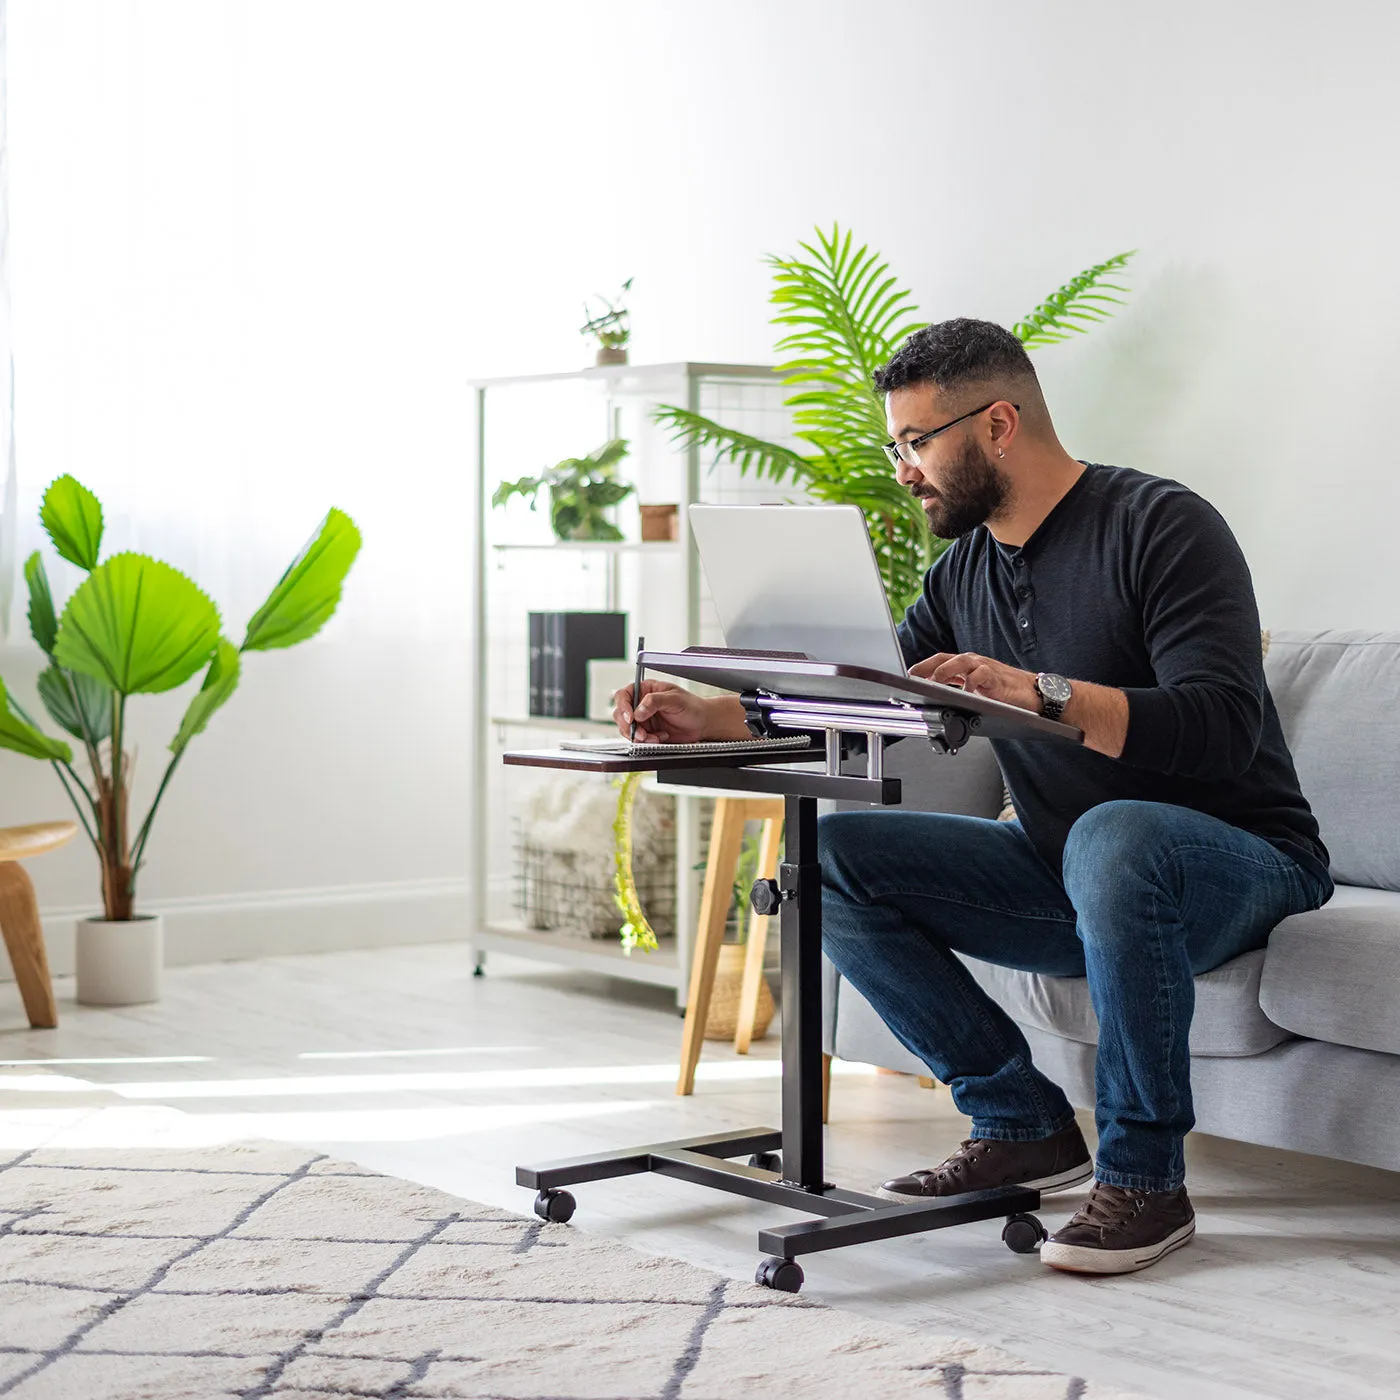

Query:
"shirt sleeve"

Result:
[[895, 547, 958, 669], [1117, 490, 1265, 779]]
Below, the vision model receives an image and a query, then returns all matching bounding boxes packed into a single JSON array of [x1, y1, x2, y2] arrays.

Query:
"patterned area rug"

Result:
[[0, 1095, 1136, 1399]]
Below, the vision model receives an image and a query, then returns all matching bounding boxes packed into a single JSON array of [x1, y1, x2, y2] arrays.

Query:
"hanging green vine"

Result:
[[612, 771, 658, 954]]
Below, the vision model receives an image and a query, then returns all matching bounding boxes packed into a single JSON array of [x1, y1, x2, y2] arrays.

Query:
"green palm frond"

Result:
[[768, 225, 925, 390], [652, 406, 813, 486], [1014, 251, 1136, 348], [652, 226, 1135, 621]]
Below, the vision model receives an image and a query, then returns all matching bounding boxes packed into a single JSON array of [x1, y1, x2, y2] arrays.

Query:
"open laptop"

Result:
[[687, 504, 908, 673]]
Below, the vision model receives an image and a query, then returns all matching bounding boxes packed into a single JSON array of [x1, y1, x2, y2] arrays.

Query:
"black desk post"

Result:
[[507, 659, 1080, 1292], [781, 793, 826, 1192]]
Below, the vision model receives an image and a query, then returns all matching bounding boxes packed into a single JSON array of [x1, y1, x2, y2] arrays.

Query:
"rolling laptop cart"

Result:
[[505, 650, 1081, 1293]]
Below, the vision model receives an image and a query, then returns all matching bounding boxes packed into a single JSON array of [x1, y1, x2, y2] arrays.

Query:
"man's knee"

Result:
[[1062, 801, 1181, 931]]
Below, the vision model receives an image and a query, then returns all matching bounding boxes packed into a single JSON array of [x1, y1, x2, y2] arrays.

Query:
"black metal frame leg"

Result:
[[513, 787, 1049, 1287]]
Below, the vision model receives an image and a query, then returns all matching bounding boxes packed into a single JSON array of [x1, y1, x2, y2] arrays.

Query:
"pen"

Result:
[[630, 635, 645, 743]]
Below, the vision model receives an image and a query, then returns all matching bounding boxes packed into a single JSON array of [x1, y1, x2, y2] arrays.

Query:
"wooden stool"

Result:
[[676, 796, 784, 1096], [0, 821, 78, 1029]]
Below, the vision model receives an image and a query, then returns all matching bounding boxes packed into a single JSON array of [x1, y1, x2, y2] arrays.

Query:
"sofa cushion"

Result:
[[1258, 884, 1400, 1055], [1264, 630, 1400, 891], [959, 949, 1293, 1058], [827, 970, 931, 1076]]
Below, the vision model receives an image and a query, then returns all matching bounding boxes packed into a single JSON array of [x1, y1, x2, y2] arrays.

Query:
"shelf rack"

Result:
[[469, 362, 792, 1003]]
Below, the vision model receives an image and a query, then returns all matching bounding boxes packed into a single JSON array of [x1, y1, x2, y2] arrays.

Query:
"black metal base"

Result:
[[516, 1125, 1042, 1279], [511, 778, 1047, 1292]]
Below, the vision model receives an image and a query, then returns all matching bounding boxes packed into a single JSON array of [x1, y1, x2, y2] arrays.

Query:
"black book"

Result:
[[534, 612, 627, 719], [545, 612, 563, 717], [527, 612, 546, 716]]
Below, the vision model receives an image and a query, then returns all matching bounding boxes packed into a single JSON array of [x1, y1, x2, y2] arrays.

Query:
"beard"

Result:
[[908, 437, 1010, 539]]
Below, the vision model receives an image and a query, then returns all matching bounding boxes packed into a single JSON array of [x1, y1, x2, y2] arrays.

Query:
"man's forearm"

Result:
[[1063, 680, 1129, 759]]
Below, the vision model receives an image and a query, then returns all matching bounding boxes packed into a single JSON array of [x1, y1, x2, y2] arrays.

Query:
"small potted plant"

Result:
[[580, 277, 632, 366], [492, 438, 635, 542], [0, 475, 362, 1006]]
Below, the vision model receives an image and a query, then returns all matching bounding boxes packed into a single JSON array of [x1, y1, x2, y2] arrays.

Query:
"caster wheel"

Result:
[[754, 1255, 804, 1293], [748, 1152, 782, 1173], [1002, 1213, 1047, 1254], [533, 1189, 576, 1224]]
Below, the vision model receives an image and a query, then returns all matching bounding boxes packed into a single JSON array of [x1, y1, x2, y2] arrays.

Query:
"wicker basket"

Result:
[[703, 942, 775, 1041]]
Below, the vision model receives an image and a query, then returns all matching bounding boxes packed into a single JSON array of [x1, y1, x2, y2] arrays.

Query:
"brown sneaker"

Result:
[[877, 1122, 1092, 1201], [1041, 1181, 1195, 1274]]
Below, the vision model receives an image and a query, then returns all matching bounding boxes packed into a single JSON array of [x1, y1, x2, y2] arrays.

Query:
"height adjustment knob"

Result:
[[750, 878, 783, 917]]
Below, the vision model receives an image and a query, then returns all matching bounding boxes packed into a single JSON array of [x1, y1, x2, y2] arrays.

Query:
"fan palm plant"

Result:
[[655, 228, 1133, 615], [0, 475, 362, 920]]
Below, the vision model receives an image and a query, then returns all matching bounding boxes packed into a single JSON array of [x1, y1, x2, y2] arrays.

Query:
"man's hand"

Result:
[[611, 680, 750, 745], [908, 652, 1129, 757], [909, 652, 1040, 712]]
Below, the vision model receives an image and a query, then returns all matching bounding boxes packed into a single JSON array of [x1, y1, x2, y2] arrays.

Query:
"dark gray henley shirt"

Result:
[[894, 461, 1331, 887]]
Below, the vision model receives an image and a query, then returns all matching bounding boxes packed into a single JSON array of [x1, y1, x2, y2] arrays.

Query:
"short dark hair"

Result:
[[872, 318, 1037, 396]]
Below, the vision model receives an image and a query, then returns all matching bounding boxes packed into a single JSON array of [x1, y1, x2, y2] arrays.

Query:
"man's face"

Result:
[[885, 385, 1009, 540]]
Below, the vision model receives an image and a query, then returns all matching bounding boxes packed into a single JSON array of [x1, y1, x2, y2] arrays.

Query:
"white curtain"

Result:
[[0, 0, 15, 640]]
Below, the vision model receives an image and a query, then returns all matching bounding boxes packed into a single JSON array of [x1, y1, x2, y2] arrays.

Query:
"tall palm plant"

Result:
[[655, 228, 1133, 615]]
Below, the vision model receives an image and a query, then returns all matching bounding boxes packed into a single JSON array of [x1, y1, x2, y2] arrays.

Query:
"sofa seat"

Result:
[[1260, 885, 1400, 1055], [960, 947, 1292, 1058]]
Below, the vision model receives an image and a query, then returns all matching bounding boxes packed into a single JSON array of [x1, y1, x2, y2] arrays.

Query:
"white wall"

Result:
[[3, 0, 1396, 970]]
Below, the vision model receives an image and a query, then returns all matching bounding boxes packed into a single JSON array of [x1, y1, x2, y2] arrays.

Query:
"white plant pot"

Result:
[[75, 915, 163, 1007]]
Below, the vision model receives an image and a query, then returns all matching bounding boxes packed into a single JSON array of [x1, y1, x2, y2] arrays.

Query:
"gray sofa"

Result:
[[822, 630, 1400, 1172]]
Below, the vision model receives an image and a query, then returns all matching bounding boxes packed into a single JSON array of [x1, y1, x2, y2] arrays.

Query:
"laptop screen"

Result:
[[688, 504, 907, 674]]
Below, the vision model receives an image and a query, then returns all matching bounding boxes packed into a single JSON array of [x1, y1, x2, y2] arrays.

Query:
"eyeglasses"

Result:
[[880, 401, 1016, 468]]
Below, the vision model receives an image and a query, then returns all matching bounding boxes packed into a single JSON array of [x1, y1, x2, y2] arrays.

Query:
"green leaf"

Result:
[[581, 438, 629, 476], [656, 227, 1134, 618], [170, 637, 241, 755], [492, 475, 544, 509], [583, 480, 634, 508], [242, 508, 362, 653], [0, 678, 72, 762], [652, 407, 812, 486], [40, 475, 104, 571], [1014, 251, 1136, 349], [24, 551, 57, 654], [54, 552, 221, 694], [36, 665, 113, 742]]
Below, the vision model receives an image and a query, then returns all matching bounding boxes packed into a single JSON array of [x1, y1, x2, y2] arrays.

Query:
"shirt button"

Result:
[[1015, 558, 1025, 569], [1019, 618, 1030, 629], [1016, 587, 1029, 599]]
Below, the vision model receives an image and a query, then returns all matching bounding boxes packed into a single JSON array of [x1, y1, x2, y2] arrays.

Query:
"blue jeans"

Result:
[[819, 800, 1333, 1193]]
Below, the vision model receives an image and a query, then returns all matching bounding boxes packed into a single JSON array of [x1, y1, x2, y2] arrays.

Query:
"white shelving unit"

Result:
[[469, 362, 796, 1004]]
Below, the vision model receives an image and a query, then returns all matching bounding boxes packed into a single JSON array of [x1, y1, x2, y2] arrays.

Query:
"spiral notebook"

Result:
[[557, 735, 813, 757]]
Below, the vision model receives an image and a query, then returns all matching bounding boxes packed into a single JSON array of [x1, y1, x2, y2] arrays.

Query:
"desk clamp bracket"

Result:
[[741, 691, 981, 777]]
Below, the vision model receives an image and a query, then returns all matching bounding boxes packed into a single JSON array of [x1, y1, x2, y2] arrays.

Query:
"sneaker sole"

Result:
[[876, 1159, 1094, 1204], [1040, 1218, 1196, 1274]]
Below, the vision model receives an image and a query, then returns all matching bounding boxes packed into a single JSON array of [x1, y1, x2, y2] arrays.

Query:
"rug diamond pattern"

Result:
[[0, 1140, 1136, 1399]]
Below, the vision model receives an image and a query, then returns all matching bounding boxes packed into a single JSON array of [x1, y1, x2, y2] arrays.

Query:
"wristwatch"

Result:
[[1034, 672, 1072, 721]]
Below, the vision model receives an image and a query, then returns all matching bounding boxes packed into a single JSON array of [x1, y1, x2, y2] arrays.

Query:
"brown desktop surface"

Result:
[[501, 745, 827, 776], [504, 744, 828, 778]]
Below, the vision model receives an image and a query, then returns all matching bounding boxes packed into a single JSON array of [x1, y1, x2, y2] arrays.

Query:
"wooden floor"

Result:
[[3, 942, 1399, 1400]]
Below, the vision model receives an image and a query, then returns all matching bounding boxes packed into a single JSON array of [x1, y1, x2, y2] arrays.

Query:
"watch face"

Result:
[[1039, 673, 1072, 704]]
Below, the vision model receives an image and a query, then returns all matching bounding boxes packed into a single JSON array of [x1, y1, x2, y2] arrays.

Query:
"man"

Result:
[[613, 318, 1332, 1275]]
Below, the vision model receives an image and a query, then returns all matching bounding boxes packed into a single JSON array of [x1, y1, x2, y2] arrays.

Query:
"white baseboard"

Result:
[[4, 878, 472, 981]]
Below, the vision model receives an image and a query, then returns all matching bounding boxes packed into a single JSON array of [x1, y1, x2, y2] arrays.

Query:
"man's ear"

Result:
[[987, 401, 1020, 452]]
